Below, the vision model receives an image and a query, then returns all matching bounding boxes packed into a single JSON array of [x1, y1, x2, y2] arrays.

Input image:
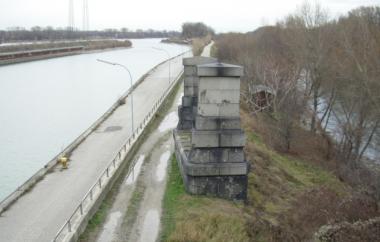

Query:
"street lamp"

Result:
[[152, 47, 171, 84], [97, 59, 134, 133]]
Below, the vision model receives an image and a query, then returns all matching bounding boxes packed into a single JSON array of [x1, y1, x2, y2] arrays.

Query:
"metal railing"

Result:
[[53, 69, 183, 242], [0, 51, 191, 215]]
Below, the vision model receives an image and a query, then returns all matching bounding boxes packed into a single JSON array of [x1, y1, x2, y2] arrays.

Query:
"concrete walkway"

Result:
[[91, 86, 182, 242], [202, 41, 213, 57], [86, 42, 215, 242], [0, 52, 188, 242]]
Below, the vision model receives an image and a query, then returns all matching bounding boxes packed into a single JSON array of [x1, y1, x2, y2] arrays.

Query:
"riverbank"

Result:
[[0, 48, 189, 241], [160, 106, 380, 241], [0, 50, 186, 216], [0, 39, 190, 204], [0, 39, 132, 66], [161, 38, 190, 45]]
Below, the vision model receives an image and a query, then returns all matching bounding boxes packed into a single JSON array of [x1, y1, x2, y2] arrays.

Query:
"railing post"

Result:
[[113, 159, 116, 168], [80, 203, 83, 215], [99, 178, 102, 188], [106, 168, 109, 178], [90, 190, 93, 200], [68, 220, 72, 232]]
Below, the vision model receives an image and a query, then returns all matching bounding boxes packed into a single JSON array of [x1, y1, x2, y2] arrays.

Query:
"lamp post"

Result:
[[152, 47, 171, 84], [97, 59, 134, 133]]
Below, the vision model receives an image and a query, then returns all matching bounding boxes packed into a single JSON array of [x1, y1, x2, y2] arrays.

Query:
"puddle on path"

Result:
[[139, 209, 160, 242], [125, 154, 145, 185], [177, 92, 184, 105], [158, 111, 178, 132], [97, 211, 122, 242], [156, 150, 170, 182]]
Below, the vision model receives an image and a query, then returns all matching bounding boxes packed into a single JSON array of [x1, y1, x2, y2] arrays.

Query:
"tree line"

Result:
[[215, 3, 380, 196], [181, 22, 214, 39], [0, 27, 180, 43], [0, 22, 215, 44]]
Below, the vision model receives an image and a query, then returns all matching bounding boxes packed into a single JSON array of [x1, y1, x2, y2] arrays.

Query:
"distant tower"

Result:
[[68, 0, 75, 31], [82, 0, 90, 31]]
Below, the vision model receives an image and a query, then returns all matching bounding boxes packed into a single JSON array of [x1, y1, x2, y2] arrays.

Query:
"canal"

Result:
[[0, 38, 190, 201]]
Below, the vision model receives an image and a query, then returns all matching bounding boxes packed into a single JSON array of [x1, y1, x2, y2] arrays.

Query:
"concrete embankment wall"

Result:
[[0, 46, 130, 66], [0, 50, 84, 66], [0, 52, 185, 216]]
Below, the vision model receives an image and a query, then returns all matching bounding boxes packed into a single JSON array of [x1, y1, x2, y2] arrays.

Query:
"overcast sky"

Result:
[[0, 0, 379, 32]]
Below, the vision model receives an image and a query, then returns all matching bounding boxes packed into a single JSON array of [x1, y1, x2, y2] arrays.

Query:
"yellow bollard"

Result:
[[59, 156, 68, 169]]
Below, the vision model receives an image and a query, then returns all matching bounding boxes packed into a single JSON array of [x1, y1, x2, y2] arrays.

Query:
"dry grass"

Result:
[[191, 35, 212, 56], [161, 156, 249, 242], [161, 105, 379, 242], [240, 107, 379, 241], [168, 196, 248, 242]]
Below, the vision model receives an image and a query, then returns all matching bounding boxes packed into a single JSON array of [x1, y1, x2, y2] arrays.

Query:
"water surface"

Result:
[[0, 39, 190, 200]]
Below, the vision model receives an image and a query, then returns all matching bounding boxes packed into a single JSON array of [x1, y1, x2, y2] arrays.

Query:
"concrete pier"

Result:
[[177, 57, 217, 130], [174, 60, 249, 200]]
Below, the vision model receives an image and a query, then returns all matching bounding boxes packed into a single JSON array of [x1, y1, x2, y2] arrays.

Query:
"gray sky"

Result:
[[0, 0, 379, 32]]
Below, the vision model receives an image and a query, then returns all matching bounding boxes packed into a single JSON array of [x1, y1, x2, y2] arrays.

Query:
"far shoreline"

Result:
[[0, 39, 132, 66]]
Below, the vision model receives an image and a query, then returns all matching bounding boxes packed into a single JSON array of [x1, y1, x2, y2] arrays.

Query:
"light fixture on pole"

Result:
[[97, 59, 134, 133], [152, 47, 171, 84]]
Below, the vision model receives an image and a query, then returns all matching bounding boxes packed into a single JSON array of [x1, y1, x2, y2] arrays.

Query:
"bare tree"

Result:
[[285, 1, 332, 133], [333, 7, 380, 165]]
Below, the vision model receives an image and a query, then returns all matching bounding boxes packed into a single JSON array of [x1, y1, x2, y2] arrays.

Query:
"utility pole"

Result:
[[82, 0, 89, 31], [68, 0, 75, 31], [97, 59, 135, 133]]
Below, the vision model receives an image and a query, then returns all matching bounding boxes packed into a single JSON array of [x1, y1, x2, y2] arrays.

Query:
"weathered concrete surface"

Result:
[[174, 58, 249, 200], [174, 132, 248, 176], [191, 130, 246, 148], [89, 81, 184, 242], [196, 63, 243, 77], [177, 56, 217, 130], [0, 53, 187, 242], [173, 131, 248, 199], [195, 116, 241, 130]]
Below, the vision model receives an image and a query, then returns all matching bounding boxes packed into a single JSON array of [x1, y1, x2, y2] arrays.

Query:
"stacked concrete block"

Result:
[[177, 57, 217, 130], [174, 62, 249, 200]]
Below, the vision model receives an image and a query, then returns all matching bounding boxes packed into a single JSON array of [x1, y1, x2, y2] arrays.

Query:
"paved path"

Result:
[[89, 41, 215, 242], [202, 41, 213, 57], [126, 42, 215, 242], [0, 52, 189, 242], [91, 87, 182, 242]]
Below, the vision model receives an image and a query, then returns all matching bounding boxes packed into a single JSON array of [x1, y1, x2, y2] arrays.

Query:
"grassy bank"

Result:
[[161, 107, 379, 241], [160, 155, 249, 242]]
